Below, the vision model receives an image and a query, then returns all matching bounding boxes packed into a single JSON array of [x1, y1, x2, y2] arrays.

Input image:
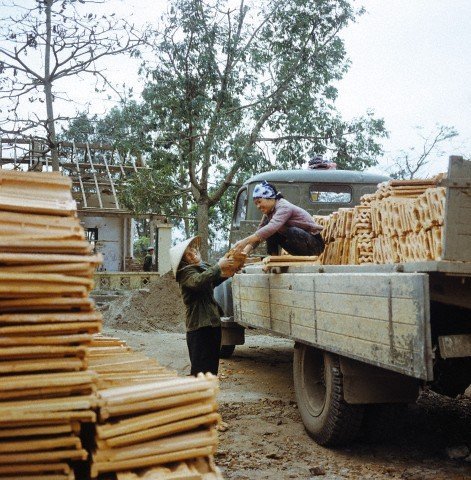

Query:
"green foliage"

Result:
[[61, 1, 388, 254], [136, 0, 387, 252], [134, 236, 151, 256]]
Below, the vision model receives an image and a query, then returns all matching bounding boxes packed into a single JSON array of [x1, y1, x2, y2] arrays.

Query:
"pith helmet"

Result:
[[169, 236, 201, 277]]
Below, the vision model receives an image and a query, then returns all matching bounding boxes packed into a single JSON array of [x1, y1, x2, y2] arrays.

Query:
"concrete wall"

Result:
[[81, 216, 124, 271], [157, 225, 172, 274]]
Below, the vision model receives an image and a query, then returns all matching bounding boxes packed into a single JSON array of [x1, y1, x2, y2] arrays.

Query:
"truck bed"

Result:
[[233, 269, 434, 380]]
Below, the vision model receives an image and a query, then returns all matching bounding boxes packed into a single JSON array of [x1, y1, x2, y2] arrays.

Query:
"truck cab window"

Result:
[[232, 188, 248, 228], [309, 184, 352, 203]]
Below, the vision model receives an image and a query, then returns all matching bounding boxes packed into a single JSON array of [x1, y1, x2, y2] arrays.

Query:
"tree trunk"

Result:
[[44, 81, 59, 171], [196, 199, 210, 260], [44, 0, 59, 172]]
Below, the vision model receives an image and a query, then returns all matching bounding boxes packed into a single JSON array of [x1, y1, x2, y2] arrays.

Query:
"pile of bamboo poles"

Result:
[[315, 175, 446, 265], [91, 373, 221, 478], [0, 170, 100, 480]]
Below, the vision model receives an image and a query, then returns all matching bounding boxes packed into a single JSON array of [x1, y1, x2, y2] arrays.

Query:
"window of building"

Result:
[[86, 227, 98, 250]]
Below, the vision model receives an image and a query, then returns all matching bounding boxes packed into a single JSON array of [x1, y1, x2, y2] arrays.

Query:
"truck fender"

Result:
[[214, 277, 234, 317], [339, 356, 420, 404]]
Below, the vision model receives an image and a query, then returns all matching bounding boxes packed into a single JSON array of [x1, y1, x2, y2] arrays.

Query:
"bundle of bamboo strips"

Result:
[[0, 170, 100, 479], [91, 373, 221, 478]]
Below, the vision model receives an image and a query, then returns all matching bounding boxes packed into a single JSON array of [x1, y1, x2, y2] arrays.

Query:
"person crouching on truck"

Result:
[[233, 180, 325, 257], [170, 236, 236, 376]]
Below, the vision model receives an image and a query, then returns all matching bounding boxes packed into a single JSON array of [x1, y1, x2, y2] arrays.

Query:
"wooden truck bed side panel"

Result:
[[442, 156, 471, 262], [233, 272, 433, 381]]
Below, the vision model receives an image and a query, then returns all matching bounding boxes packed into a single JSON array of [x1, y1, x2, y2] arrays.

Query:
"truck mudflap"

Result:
[[233, 272, 434, 381]]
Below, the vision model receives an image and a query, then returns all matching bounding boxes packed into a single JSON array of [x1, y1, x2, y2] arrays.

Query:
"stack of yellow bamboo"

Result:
[[0, 170, 100, 480], [91, 373, 221, 478], [315, 174, 446, 265]]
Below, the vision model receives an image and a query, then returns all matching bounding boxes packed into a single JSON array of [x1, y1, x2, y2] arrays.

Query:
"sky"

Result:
[[335, 0, 471, 175], [3, 0, 470, 177]]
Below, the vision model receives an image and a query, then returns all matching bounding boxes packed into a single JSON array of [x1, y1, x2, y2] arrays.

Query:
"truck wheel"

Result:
[[220, 345, 236, 359], [293, 343, 364, 446]]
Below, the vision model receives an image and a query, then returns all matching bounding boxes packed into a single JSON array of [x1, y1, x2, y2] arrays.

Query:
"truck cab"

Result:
[[216, 169, 389, 350], [230, 169, 389, 253]]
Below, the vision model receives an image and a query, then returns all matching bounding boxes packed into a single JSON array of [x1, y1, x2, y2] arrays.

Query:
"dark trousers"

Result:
[[266, 226, 325, 256], [186, 326, 222, 376]]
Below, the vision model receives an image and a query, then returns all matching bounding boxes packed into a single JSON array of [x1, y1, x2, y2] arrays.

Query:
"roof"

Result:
[[243, 169, 390, 186]]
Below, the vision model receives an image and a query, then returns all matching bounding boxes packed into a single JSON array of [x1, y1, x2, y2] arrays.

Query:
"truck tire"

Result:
[[293, 343, 364, 447], [220, 344, 236, 359]]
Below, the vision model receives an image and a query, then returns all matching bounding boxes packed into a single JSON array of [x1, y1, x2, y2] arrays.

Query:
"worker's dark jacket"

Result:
[[176, 262, 225, 332], [143, 254, 153, 272]]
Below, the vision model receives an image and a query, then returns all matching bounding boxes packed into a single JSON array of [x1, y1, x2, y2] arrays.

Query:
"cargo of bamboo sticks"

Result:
[[315, 175, 446, 265]]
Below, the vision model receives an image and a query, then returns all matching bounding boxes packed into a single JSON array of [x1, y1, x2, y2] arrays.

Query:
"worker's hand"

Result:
[[242, 244, 254, 255], [218, 257, 235, 277], [233, 234, 260, 253], [232, 239, 248, 253]]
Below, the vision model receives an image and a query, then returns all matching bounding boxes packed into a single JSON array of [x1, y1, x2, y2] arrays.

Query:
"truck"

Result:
[[215, 155, 471, 446]]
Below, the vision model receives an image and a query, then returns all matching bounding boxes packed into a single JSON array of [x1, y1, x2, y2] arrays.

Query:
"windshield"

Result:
[[232, 188, 248, 227], [309, 183, 352, 203]]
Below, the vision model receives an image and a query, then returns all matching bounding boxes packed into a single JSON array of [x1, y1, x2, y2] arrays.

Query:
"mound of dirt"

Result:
[[101, 272, 186, 333]]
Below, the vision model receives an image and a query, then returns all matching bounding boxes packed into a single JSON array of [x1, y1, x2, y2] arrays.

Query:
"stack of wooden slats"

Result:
[[91, 373, 221, 478], [315, 209, 354, 265], [0, 170, 225, 480], [349, 195, 375, 265], [0, 170, 100, 480], [262, 255, 320, 268]]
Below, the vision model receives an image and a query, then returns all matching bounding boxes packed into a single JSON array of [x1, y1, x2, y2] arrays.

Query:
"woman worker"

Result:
[[170, 236, 235, 376], [233, 180, 325, 257]]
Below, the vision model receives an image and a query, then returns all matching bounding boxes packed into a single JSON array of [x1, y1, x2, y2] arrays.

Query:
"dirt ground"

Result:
[[100, 282, 471, 480]]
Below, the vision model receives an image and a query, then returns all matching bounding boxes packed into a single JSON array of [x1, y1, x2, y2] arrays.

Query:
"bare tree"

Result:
[[0, 0, 148, 170], [389, 124, 459, 179]]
